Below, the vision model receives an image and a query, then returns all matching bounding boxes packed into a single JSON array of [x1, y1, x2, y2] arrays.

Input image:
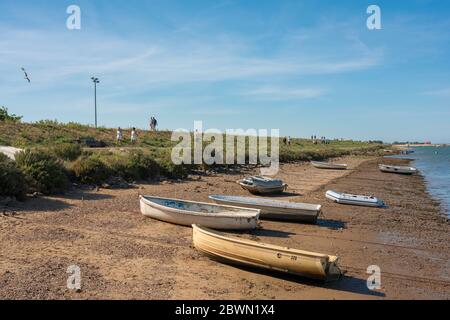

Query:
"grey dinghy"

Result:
[[379, 164, 417, 175], [326, 190, 384, 207], [238, 176, 288, 195], [209, 195, 321, 223], [311, 161, 348, 170]]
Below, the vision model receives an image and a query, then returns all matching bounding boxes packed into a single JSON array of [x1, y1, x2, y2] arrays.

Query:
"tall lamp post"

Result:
[[91, 77, 100, 128]]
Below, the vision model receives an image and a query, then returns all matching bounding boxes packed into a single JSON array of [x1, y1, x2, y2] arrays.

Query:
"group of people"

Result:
[[150, 117, 158, 131], [311, 135, 330, 145], [283, 136, 292, 146], [115, 116, 159, 144], [283, 135, 333, 146], [116, 127, 139, 144]]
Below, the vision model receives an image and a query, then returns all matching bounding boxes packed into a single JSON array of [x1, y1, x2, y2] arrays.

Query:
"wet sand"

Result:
[[1, 155, 449, 300]]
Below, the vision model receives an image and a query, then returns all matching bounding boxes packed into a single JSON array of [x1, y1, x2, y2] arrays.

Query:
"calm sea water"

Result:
[[392, 146, 450, 216]]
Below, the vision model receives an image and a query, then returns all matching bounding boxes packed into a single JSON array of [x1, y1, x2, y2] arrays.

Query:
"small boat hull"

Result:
[[379, 164, 417, 175], [311, 161, 347, 170], [238, 182, 287, 195], [326, 190, 384, 207], [192, 225, 342, 281], [238, 176, 287, 195], [209, 195, 321, 223], [140, 196, 260, 230]]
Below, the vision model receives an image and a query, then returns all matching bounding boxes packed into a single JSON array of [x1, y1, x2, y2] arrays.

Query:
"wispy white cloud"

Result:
[[243, 86, 327, 100], [0, 24, 381, 94], [0, 11, 383, 128]]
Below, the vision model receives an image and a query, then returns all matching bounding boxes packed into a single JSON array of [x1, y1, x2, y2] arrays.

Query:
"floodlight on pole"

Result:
[[91, 77, 100, 128]]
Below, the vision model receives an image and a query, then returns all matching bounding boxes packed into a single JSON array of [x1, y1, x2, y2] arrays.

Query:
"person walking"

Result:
[[153, 117, 158, 131], [287, 136, 292, 146], [131, 127, 138, 144], [150, 117, 154, 131], [116, 127, 123, 145]]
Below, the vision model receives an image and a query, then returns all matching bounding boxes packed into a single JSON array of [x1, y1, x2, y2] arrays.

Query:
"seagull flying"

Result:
[[21, 67, 31, 83]]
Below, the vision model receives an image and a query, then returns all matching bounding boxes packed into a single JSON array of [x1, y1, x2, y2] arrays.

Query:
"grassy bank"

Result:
[[0, 120, 383, 158], [1, 120, 384, 199]]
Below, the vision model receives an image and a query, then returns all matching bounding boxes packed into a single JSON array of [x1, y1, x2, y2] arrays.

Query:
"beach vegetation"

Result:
[[70, 155, 111, 185], [51, 143, 83, 161], [0, 156, 27, 200], [15, 149, 69, 195], [108, 150, 161, 182]]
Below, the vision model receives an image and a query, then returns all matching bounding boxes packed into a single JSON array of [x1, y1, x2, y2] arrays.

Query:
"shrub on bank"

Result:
[[278, 148, 348, 163], [51, 143, 82, 161], [70, 155, 111, 185], [0, 157, 27, 200], [15, 149, 69, 195], [159, 160, 190, 179], [109, 151, 161, 182]]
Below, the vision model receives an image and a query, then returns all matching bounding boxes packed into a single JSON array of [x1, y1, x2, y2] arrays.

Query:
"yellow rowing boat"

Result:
[[192, 225, 342, 281]]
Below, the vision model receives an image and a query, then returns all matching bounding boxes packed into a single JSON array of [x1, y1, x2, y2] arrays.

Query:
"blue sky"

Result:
[[0, 0, 449, 142]]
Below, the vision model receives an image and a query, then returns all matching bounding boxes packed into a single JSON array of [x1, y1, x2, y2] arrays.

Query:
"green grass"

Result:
[[0, 121, 384, 165], [0, 120, 174, 148]]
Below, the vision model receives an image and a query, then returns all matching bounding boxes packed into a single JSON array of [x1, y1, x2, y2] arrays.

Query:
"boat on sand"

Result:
[[326, 190, 384, 207], [209, 195, 321, 223], [139, 195, 260, 230], [379, 164, 418, 175], [238, 176, 287, 195], [192, 225, 342, 281], [311, 161, 348, 170]]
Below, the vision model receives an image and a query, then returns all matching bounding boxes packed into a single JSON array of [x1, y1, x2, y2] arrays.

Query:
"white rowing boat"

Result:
[[379, 164, 417, 175], [139, 195, 260, 230], [311, 161, 347, 170], [326, 190, 384, 207], [238, 176, 288, 195], [192, 225, 342, 281], [209, 195, 321, 223]]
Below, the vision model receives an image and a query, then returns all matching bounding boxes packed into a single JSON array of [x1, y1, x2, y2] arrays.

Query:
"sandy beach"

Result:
[[1, 155, 449, 300]]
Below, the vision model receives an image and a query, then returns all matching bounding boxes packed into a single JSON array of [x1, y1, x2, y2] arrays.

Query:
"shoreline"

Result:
[[414, 166, 450, 219], [407, 151, 450, 218], [0, 155, 449, 299], [395, 144, 448, 148]]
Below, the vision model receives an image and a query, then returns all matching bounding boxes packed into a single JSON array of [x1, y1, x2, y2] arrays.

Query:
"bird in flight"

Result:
[[21, 67, 31, 83]]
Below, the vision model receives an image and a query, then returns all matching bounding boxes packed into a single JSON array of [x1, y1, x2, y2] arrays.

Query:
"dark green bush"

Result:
[[159, 160, 190, 179], [51, 143, 82, 161], [0, 159, 27, 200], [126, 151, 160, 180], [15, 149, 69, 195], [109, 151, 161, 181], [71, 156, 111, 185]]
